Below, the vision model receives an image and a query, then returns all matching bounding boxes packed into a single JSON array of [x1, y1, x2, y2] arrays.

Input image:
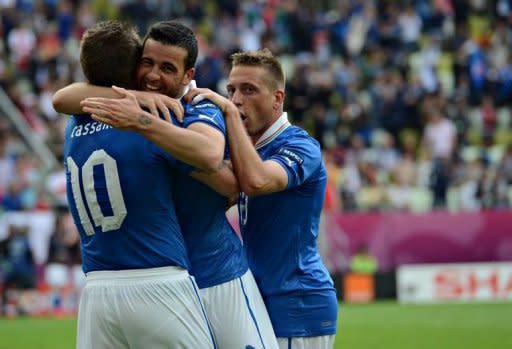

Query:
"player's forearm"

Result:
[[224, 105, 277, 195], [191, 160, 240, 198], [138, 118, 223, 172], [53, 83, 121, 115]]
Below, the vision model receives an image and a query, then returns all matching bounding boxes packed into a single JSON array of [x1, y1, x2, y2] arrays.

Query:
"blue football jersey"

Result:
[[238, 115, 338, 337], [173, 100, 248, 288], [64, 114, 192, 273]]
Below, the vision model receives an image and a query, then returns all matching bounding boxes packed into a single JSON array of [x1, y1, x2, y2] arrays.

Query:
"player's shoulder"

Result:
[[184, 99, 222, 115], [281, 125, 321, 151], [183, 98, 225, 131], [272, 126, 323, 169]]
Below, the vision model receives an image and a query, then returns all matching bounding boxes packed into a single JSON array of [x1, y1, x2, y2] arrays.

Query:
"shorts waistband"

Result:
[[85, 266, 189, 284]]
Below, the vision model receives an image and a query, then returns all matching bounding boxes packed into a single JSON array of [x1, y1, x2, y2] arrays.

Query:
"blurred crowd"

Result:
[[1, 0, 512, 292]]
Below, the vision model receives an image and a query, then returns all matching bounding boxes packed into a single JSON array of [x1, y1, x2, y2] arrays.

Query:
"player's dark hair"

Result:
[[80, 21, 141, 89], [230, 48, 285, 91], [142, 21, 198, 71]]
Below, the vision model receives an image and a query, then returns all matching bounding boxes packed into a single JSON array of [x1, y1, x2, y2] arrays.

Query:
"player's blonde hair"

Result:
[[230, 48, 285, 91]]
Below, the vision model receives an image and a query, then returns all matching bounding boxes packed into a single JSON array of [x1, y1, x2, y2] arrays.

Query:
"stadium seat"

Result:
[[468, 107, 483, 133], [494, 128, 511, 147], [487, 145, 505, 166], [460, 145, 481, 163], [497, 107, 511, 130], [446, 186, 460, 212], [355, 186, 386, 211], [409, 187, 433, 213], [45, 263, 69, 288]]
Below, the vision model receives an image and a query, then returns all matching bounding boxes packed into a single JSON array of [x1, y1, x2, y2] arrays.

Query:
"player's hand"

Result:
[[184, 87, 233, 114], [130, 89, 184, 122], [80, 87, 155, 131]]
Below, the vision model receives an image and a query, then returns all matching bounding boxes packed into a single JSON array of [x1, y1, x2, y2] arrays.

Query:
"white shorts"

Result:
[[277, 335, 335, 349], [200, 270, 278, 349], [77, 266, 216, 349]]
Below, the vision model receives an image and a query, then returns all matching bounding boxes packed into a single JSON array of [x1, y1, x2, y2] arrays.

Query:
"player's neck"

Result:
[[254, 112, 290, 149]]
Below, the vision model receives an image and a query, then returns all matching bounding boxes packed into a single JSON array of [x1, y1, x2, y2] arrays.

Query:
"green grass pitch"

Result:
[[0, 301, 510, 349]]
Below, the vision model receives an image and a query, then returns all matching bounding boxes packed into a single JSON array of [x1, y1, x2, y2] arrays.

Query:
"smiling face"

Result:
[[136, 38, 194, 98], [226, 65, 284, 143]]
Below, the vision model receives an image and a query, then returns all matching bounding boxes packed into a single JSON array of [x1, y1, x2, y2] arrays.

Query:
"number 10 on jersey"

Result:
[[67, 149, 127, 235]]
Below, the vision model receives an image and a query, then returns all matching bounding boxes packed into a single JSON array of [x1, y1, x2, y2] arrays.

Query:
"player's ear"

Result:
[[274, 89, 285, 109], [183, 67, 195, 86]]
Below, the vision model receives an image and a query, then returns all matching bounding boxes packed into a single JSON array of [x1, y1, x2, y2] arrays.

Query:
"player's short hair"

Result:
[[142, 21, 198, 71], [230, 48, 285, 91], [80, 21, 141, 88]]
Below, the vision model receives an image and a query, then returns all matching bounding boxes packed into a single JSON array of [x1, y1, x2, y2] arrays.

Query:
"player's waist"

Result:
[[80, 244, 190, 274], [85, 266, 190, 284], [255, 267, 335, 296], [265, 290, 338, 337]]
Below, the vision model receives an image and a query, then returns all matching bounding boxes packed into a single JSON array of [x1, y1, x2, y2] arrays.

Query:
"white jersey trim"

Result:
[[255, 112, 291, 150], [180, 80, 198, 100]]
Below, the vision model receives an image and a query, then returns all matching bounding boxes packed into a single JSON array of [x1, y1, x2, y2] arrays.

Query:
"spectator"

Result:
[[350, 244, 378, 274], [1, 2, 512, 283], [0, 126, 16, 200], [422, 107, 457, 206], [1, 222, 36, 314], [45, 207, 81, 289]]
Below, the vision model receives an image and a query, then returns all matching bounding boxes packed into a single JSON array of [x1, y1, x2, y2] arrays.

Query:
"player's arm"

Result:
[[190, 160, 240, 199], [81, 87, 223, 173], [52, 83, 115, 115], [52, 83, 180, 121], [185, 88, 288, 196], [223, 103, 288, 196]]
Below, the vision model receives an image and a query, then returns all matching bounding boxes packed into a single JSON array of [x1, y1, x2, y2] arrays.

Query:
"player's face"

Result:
[[227, 65, 281, 142], [137, 38, 194, 99]]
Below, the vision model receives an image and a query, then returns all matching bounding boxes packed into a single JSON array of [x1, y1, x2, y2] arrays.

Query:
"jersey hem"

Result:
[[194, 266, 248, 289], [275, 328, 337, 337]]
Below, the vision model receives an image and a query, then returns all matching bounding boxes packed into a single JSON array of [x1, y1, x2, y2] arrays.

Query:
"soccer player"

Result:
[[63, 21, 215, 349], [185, 49, 339, 349], [55, 21, 278, 349]]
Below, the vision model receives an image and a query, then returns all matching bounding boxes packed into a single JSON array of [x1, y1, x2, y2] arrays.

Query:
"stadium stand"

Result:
[[1, 0, 512, 314]]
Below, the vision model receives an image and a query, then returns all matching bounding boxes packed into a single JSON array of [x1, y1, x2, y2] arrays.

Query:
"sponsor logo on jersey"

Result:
[[278, 148, 304, 165], [198, 113, 217, 121], [192, 102, 217, 109]]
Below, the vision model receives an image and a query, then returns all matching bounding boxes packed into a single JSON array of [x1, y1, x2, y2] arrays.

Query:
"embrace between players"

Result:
[[53, 19, 338, 349]]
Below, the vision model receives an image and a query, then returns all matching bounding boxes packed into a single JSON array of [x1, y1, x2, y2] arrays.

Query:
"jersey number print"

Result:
[[239, 192, 249, 226], [67, 149, 127, 235]]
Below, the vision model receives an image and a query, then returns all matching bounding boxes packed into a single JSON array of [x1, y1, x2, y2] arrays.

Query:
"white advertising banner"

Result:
[[397, 262, 512, 303]]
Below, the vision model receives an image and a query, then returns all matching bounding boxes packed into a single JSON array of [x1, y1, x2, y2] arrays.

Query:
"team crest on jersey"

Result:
[[278, 148, 304, 166]]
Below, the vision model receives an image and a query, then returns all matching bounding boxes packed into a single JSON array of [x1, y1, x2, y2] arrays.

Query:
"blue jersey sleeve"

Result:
[[269, 136, 322, 189], [152, 110, 195, 175], [182, 99, 226, 135]]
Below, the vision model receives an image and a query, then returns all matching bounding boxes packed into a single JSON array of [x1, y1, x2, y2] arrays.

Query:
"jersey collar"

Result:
[[255, 112, 291, 150], [180, 80, 197, 100]]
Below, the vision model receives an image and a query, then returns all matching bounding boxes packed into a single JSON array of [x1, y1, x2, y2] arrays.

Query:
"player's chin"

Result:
[[242, 118, 251, 130]]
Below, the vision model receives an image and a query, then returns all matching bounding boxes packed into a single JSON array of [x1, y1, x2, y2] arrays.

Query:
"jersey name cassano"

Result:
[[69, 118, 112, 138]]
